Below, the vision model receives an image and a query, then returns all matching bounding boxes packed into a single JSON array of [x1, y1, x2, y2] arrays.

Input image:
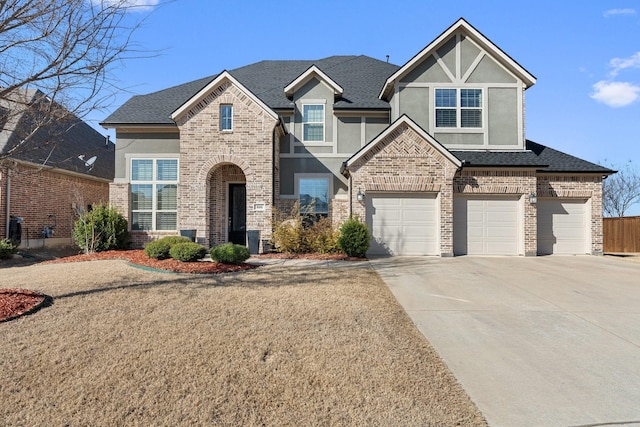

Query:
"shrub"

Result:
[[271, 204, 340, 254], [169, 242, 207, 262], [144, 235, 192, 260], [144, 239, 172, 260], [73, 204, 129, 254], [303, 216, 340, 254], [210, 243, 250, 264], [338, 217, 370, 257], [0, 238, 18, 260], [161, 236, 192, 246]]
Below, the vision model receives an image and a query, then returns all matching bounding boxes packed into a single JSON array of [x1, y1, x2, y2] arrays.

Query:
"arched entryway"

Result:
[[208, 163, 247, 246]]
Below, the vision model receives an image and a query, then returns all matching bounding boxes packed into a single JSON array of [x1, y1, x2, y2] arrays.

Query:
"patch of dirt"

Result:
[[0, 289, 46, 322]]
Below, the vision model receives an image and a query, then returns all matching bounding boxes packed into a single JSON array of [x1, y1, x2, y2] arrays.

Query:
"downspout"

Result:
[[4, 167, 10, 239]]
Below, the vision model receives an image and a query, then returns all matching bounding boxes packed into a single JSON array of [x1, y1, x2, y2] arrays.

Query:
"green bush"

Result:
[[272, 217, 305, 253], [73, 204, 129, 254], [338, 217, 370, 257], [160, 236, 192, 246], [210, 243, 250, 264], [144, 239, 172, 260], [169, 242, 207, 262], [144, 235, 193, 260], [0, 238, 18, 260]]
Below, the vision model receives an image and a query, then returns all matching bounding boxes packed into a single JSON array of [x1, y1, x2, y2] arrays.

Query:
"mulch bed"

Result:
[[0, 289, 47, 323], [257, 253, 366, 261], [40, 250, 257, 274]]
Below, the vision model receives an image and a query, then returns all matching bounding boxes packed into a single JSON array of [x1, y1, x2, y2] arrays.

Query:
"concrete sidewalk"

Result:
[[370, 255, 640, 427]]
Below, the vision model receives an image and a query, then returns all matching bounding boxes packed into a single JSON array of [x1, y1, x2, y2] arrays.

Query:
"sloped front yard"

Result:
[[0, 260, 485, 426]]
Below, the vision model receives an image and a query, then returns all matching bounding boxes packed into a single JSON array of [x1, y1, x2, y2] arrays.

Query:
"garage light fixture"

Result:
[[529, 192, 537, 204], [357, 189, 365, 202]]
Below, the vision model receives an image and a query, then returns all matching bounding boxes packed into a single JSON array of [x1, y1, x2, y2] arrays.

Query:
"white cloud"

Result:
[[591, 80, 640, 107], [603, 8, 636, 17], [609, 52, 640, 77]]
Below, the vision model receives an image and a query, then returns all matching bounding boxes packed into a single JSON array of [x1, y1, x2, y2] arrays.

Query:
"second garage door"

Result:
[[537, 199, 589, 255], [454, 195, 520, 255], [366, 193, 438, 256]]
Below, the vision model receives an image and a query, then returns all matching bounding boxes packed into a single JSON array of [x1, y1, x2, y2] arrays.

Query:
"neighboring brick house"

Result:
[[102, 18, 613, 256], [0, 89, 114, 248]]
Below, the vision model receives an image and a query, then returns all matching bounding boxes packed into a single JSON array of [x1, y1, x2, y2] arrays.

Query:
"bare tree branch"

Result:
[[602, 160, 640, 217], [0, 0, 163, 164]]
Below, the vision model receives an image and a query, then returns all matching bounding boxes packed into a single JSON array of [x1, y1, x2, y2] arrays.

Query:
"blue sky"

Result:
[[91, 0, 640, 211]]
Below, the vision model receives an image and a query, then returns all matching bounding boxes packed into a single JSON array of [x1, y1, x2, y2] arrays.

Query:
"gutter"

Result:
[[4, 166, 10, 239]]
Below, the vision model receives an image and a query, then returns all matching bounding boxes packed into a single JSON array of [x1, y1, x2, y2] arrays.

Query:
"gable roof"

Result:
[[171, 71, 278, 122], [379, 18, 537, 100], [345, 114, 462, 170], [102, 56, 399, 126], [284, 65, 344, 98], [1, 89, 114, 180]]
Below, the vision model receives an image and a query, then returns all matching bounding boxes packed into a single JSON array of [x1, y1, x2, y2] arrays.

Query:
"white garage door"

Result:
[[366, 193, 438, 256], [537, 199, 588, 255], [454, 196, 520, 255]]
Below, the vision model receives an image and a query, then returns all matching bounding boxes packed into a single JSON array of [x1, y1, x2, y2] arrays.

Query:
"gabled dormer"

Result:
[[284, 65, 344, 147], [380, 18, 536, 150]]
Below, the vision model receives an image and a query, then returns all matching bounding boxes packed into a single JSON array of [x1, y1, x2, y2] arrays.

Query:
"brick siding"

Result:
[[1, 163, 109, 244]]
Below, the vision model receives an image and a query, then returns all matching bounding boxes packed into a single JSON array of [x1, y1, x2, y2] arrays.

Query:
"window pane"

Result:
[[221, 105, 232, 130], [131, 184, 153, 210], [132, 160, 153, 181], [157, 159, 178, 181], [461, 89, 482, 108], [436, 109, 457, 127], [156, 184, 177, 210], [461, 110, 482, 127], [435, 89, 457, 107], [299, 178, 329, 214], [156, 212, 177, 231], [303, 105, 324, 122], [303, 124, 323, 141], [132, 212, 152, 231]]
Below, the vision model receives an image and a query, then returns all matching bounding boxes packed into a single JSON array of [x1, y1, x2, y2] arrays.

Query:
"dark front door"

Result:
[[228, 183, 246, 245]]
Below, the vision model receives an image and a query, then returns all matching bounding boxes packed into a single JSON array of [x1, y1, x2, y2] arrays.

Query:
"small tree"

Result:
[[338, 217, 370, 257], [602, 161, 640, 217], [73, 204, 129, 253]]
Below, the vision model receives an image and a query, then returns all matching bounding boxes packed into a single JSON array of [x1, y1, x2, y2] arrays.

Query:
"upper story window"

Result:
[[435, 88, 482, 128], [302, 104, 324, 141], [220, 104, 233, 131], [130, 158, 178, 231]]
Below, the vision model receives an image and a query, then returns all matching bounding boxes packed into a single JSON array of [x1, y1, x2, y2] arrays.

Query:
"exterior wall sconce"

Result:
[[357, 189, 365, 202], [529, 192, 537, 204]]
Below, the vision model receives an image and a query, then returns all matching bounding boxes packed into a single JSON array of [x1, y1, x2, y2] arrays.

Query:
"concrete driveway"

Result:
[[370, 256, 640, 427]]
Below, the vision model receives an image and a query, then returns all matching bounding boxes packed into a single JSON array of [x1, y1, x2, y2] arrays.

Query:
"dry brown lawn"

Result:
[[0, 260, 486, 426]]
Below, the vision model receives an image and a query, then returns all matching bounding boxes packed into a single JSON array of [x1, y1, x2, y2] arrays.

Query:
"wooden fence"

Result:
[[603, 216, 640, 253]]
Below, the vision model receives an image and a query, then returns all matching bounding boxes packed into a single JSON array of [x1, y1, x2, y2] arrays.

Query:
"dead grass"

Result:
[[0, 260, 485, 426]]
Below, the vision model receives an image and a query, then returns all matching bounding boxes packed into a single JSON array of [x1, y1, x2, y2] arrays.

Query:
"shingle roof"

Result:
[[1, 90, 114, 180], [451, 140, 613, 174], [102, 56, 400, 125]]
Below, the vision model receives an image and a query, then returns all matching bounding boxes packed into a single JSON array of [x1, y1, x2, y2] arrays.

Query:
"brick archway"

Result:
[[207, 163, 247, 246]]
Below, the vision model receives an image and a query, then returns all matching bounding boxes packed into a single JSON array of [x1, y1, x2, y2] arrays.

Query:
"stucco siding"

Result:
[[279, 157, 348, 197], [337, 116, 361, 153], [488, 88, 518, 146], [399, 87, 430, 130], [467, 55, 517, 84], [400, 55, 450, 83], [293, 79, 334, 143], [114, 132, 180, 179]]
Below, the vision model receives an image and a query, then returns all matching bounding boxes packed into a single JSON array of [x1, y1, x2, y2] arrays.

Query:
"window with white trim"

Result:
[[435, 88, 482, 128], [302, 104, 324, 141], [220, 104, 233, 131], [297, 176, 330, 215], [130, 159, 178, 231]]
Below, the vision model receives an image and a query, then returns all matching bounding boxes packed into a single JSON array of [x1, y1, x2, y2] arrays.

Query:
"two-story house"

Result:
[[102, 18, 613, 256]]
